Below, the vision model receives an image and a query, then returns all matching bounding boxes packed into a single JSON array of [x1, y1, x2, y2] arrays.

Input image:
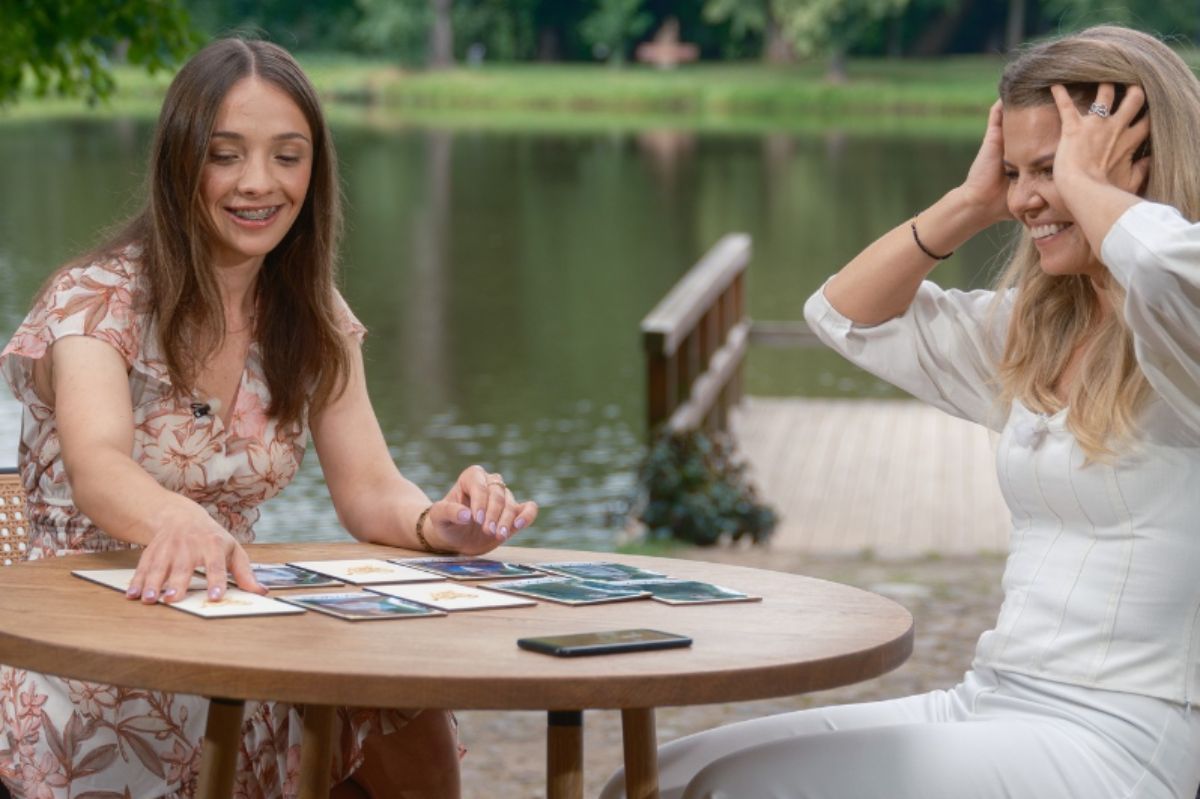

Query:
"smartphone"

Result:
[[517, 628, 693, 657]]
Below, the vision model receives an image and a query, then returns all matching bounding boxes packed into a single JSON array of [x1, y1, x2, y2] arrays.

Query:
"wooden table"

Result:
[[0, 542, 913, 798]]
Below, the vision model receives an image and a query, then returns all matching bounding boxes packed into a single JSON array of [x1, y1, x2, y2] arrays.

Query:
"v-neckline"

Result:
[[196, 341, 255, 432]]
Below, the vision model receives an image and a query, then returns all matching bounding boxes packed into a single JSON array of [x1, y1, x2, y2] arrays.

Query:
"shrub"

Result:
[[636, 428, 776, 546]]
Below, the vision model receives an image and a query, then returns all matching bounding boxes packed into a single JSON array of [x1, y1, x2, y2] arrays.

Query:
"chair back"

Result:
[[0, 468, 29, 566]]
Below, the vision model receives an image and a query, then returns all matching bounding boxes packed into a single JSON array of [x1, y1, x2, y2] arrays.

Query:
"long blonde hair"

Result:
[[995, 25, 1200, 458]]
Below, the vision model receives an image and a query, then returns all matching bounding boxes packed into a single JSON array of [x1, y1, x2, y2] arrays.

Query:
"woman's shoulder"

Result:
[[54, 244, 145, 292]]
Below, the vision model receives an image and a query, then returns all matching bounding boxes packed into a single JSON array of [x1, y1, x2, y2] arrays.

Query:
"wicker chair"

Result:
[[0, 467, 25, 797], [0, 468, 28, 567]]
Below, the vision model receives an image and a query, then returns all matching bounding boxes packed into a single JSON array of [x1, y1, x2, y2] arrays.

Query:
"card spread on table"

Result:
[[166, 588, 307, 619], [197, 563, 343, 589], [248, 563, 343, 589], [285, 559, 442, 585], [392, 557, 542, 581], [368, 581, 537, 611], [533, 561, 668, 582], [279, 591, 446, 621], [72, 568, 208, 594], [488, 576, 651, 605], [609, 578, 762, 605]]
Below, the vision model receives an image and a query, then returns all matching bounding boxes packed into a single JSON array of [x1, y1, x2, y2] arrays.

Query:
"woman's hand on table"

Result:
[[422, 465, 539, 556], [126, 504, 266, 604]]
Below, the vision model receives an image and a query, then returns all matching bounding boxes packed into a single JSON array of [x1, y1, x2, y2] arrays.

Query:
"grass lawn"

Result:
[[7, 50, 1199, 131]]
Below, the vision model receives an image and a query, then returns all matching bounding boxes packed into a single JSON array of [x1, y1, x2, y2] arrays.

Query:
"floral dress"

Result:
[[0, 249, 418, 798]]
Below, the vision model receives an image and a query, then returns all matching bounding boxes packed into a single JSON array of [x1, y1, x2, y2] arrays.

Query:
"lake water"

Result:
[[0, 116, 1003, 548]]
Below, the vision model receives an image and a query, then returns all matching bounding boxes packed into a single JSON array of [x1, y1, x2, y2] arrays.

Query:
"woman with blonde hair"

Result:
[[602, 24, 1200, 799]]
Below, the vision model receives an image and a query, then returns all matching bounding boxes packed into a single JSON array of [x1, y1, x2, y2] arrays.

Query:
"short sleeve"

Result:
[[1100, 201, 1200, 435], [803, 280, 1011, 431], [1, 253, 143, 408], [332, 289, 366, 345]]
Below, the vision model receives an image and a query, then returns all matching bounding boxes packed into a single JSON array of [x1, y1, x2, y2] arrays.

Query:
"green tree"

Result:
[[354, 0, 430, 63], [704, 0, 797, 62], [185, 0, 361, 53], [579, 0, 653, 65], [453, 0, 541, 62], [1039, 0, 1198, 37], [355, 0, 466, 67], [0, 0, 198, 105], [773, 0, 914, 79]]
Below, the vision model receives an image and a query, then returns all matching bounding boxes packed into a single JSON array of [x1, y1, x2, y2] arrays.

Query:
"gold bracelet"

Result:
[[415, 505, 453, 554]]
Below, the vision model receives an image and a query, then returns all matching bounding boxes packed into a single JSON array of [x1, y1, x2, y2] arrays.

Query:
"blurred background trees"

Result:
[[5, 0, 1199, 103]]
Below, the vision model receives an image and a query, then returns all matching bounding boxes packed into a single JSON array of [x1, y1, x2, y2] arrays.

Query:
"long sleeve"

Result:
[[803, 281, 1011, 431], [1100, 201, 1200, 439]]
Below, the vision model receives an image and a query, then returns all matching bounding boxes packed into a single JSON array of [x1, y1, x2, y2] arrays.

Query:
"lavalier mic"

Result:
[[189, 398, 222, 419]]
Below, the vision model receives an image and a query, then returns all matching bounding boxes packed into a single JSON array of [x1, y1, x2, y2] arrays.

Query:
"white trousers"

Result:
[[600, 667, 1200, 799]]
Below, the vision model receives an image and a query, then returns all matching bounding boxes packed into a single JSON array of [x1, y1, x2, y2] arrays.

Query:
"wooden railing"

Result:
[[641, 234, 751, 437]]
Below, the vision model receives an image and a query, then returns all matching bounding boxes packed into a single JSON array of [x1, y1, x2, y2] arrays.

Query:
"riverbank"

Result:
[[2, 56, 1006, 124]]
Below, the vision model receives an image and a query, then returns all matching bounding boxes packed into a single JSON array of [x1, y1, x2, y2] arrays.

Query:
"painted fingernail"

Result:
[[209, 587, 223, 600], [457, 509, 471, 523], [126, 586, 140, 597], [514, 518, 527, 530], [499, 526, 509, 538], [162, 588, 177, 598], [475, 510, 485, 525], [143, 589, 156, 601]]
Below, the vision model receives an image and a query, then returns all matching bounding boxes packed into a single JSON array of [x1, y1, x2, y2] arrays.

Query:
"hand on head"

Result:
[[422, 464, 539, 556], [1050, 82, 1151, 200], [126, 508, 266, 604], [959, 99, 1015, 226]]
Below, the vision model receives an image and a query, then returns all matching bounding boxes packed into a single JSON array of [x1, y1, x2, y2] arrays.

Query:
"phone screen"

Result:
[[517, 628, 692, 657]]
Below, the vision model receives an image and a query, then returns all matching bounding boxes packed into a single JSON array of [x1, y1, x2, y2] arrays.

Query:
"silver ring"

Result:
[[1088, 102, 1111, 118]]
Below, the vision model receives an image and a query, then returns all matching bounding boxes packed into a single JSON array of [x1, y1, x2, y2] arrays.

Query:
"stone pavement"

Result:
[[456, 547, 1007, 798]]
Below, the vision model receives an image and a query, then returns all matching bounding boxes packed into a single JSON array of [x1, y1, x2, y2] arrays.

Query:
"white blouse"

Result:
[[803, 201, 1200, 705]]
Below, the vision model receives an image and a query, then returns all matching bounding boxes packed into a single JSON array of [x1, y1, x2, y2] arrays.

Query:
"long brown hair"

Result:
[[62, 37, 350, 428], [994, 25, 1200, 458]]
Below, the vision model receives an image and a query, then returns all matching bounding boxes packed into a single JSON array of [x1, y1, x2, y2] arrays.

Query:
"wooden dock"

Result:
[[732, 397, 1011, 557]]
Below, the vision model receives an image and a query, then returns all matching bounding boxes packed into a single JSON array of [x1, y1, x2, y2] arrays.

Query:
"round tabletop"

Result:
[[0, 542, 913, 710]]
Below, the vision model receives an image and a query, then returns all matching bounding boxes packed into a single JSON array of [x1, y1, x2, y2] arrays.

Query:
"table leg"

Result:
[[196, 697, 244, 799], [297, 704, 336, 799], [621, 707, 659, 799], [547, 710, 583, 799]]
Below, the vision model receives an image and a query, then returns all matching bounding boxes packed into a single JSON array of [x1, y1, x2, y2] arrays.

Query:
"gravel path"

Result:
[[456, 548, 1007, 798]]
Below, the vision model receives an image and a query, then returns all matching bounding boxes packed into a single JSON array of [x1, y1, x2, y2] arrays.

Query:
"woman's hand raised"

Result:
[[959, 100, 1014, 227], [419, 465, 538, 556], [1050, 83, 1151, 208], [1048, 82, 1151, 252]]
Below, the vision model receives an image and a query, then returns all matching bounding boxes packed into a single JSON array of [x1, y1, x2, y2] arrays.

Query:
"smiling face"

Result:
[[201, 76, 313, 271], [1002, 104, 1106, 282]]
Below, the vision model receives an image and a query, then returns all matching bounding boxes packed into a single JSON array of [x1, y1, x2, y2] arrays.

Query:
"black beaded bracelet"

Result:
[[910, 217, 954, 261]]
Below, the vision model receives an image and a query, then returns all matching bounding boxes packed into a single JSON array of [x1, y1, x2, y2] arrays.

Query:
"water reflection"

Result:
[[0, 116, 987, 548]]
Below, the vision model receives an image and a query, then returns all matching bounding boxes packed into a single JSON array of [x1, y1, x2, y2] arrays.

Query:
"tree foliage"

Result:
[[579, 0, 654, 64], [773, 0, 912, 59], [0, 0, 199, 105]]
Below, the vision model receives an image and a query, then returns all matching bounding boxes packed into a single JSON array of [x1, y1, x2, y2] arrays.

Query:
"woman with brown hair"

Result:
[[0, 38, 536, 797], [603, 24, 1200, 799]]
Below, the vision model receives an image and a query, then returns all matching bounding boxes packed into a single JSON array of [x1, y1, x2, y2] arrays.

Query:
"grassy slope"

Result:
[[7, 50, 1198, 135]]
